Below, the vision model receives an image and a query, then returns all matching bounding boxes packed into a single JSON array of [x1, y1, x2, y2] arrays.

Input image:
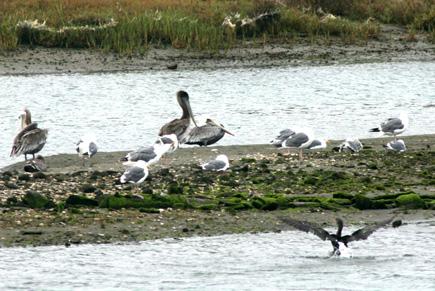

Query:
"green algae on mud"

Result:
[[0, 134, 434, 247]]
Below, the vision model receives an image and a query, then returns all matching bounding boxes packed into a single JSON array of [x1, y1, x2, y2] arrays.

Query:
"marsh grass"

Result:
[[0, 0, 432, 52]]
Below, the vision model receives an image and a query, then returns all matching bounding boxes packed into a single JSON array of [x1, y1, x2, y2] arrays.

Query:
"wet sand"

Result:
[[0, 134, 434, 248]]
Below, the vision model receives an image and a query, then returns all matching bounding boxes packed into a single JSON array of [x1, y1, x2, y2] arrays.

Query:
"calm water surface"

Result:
[[0, 61, 434, 167], [1, 221, 434, 290]]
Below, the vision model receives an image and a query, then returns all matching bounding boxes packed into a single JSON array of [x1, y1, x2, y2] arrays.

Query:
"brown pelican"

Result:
[[120, 160, 149, 184], [159, 90, 198, 142], [201, 154, 230, 171], [280, 217, 395, 256], [183, 118, 234, 146], [369, 112, 409, 141], [10, 109, 48, 161]]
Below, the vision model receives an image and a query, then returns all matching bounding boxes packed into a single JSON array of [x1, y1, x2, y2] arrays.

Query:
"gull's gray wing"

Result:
[[271, 129, 295, 147], [341, 217, 395, 244], [122, 166, 146, 183], [347, 140, 363, 152], [202, 160, 227, 171], [280, 217, 334, 242], [389, 140, 406, 152], [129, 146, 157, 162], [89, 142, 98, 157], [381, 118, 404, 133], [283, 132, 309, 148]]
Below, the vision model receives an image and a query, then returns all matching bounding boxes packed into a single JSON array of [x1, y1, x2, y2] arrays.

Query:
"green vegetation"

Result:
[[0, 0, 433, 53]]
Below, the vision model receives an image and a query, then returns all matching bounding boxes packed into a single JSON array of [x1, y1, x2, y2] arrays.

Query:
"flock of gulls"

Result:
[[9, 90, 409, 255], [10, 90, 409, 183]]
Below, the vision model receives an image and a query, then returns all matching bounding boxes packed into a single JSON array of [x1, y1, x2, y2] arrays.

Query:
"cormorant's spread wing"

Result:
[[342, 216, 395, 243], [280, 217, 334, 241]]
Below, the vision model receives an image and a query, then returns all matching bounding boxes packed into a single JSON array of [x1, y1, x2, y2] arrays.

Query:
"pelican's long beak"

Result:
[[210, 120, 234, 136], [186, 101, 198, 127]]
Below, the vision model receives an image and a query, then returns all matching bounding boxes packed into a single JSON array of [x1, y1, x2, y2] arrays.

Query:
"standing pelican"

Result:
[[183, 118, 234, 146], [280, 217, 395, 256], [369, 112, 409, 141], [159, 90, 198, 141], [11, 109, 48, 161]]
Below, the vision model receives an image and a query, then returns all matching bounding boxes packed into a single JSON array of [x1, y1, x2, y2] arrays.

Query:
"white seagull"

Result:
[[369, 112, 409, 140], [336, 138, 363, 153], [121, 134, 178, 166], [281, 129, 314, 161], [201, 154, 230, 171], [76, 135, 98, 166], [120, 160, 149, 184], [383, 139, 406, 152]]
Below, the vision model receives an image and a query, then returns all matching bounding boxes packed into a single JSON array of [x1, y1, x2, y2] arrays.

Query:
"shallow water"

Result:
[[1, 221, 434, 290], [1, 61, 434, 168]]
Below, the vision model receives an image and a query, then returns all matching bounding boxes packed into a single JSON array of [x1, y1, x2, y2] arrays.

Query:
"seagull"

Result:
[[183, 118, 234, 146], [383, 139, 406, 152], [271, 128, 295, 147], [369, 112, 409, 141], [76, 135, 98, 166], [335, 138, 363, 153], [23, 155, 47, 172], [280, 217, 395, 256], [121, 135, 178, 166], [159, 90, 198, 142], [281, 129, 314, 161], [201, 154, 230, 171], [120, 160, 149, 185], [306, 139, 328, 150], [10, 109, 48, 161]]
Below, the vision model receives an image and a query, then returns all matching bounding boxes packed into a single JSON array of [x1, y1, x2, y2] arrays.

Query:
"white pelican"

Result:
[[10, 108, 48, 161], [159, 90, 198, 142], [383, 139, 406, 152], [183, 118, 234, 146], [201, 154, 230, 171], [369, 112, 409, 141], [270, 128, 295, 147], [120, 160, 149, 184]]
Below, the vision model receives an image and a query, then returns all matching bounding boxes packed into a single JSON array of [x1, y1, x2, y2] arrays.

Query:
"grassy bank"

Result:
[[0, 0, 433, 53]]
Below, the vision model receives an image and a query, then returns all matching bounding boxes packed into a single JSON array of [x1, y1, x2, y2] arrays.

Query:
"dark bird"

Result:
[[183, 118, 234, 146], [10, 109, 48, 161], [159, 90, 198, 142], [369, 112, 408, 141], [280, 217, 394, 256], [23, 155, 47, 172]]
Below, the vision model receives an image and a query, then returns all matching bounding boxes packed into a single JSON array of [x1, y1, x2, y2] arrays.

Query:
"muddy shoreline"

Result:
[[0, 25, 434, 76], [0, 134, 434, 248]]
